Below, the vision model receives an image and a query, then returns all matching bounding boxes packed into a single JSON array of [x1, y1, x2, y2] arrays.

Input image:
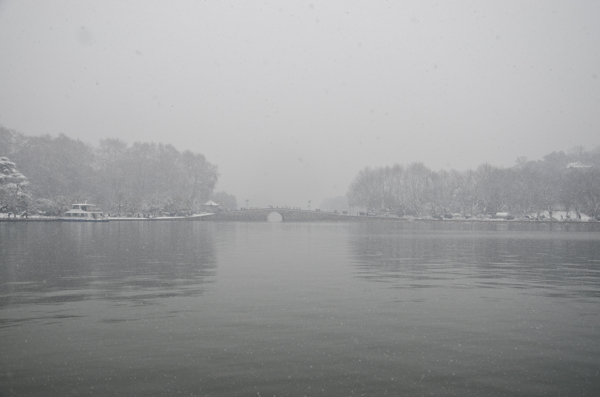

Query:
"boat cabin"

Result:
[[60, 202, 108, 222], [62, 203, 105, 219], [71, 204, 102, 212]]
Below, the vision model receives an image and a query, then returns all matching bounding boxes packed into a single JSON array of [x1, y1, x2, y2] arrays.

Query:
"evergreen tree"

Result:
[[0, 157, 31, 213]]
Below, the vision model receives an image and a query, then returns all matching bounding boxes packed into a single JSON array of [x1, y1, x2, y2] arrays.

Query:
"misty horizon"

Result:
[[1, 1, 599, 208], [3, 126, 597, 211]]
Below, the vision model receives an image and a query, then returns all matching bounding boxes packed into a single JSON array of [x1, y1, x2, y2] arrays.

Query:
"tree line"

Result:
[[0, 125, 236, 215], [347, 147, 600, 219]]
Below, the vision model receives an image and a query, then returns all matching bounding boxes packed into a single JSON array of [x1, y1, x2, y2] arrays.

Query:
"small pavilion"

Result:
[[203, 200, 220, 213]]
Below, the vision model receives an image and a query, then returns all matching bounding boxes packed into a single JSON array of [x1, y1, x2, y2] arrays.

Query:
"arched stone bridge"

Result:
[[204, 208, 354, 222]]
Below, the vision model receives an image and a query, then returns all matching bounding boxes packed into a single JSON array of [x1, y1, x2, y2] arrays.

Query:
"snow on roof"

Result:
[[204, 200, 219, 206], [567, 162, 591, 168]]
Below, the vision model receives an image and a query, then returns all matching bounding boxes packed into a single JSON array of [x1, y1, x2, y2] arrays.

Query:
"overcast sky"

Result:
[[1, 1, 599, 208]]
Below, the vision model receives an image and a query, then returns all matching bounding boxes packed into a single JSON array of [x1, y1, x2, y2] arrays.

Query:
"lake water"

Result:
[[1, 221, 599, 396]]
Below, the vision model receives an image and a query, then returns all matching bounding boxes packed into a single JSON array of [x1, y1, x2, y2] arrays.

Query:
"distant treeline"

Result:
[[347, 148, 600, 219], [0, 125, 236, 215]]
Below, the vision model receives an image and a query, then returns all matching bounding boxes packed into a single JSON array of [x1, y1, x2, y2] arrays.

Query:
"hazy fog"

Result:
[[1, 1, 599, 208]]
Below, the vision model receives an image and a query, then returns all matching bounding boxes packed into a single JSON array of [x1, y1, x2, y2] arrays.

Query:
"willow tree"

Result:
[[180, 151, 219, 212]]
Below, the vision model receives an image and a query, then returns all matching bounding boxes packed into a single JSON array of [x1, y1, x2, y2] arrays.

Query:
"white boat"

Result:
[[60, 203, 109, 222]]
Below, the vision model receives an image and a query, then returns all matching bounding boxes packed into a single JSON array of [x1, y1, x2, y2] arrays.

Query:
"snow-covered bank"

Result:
[[535, 211, 592, 222], [108, 213, 214, 221], [0, 215, 59, 221], [0, 212, 596, 223], [0, 213, 215, 221]]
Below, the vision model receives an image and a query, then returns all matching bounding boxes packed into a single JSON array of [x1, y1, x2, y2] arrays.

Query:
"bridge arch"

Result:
[[267, 211, 283, 222]]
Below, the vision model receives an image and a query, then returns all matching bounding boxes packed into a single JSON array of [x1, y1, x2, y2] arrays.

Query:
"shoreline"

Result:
[[0, 216, 597, 224]]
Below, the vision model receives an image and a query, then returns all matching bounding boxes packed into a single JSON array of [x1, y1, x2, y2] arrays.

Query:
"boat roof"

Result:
[[69, 204, 103, 211]]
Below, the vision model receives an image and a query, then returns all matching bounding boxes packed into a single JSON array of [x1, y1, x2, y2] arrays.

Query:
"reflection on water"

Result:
[[0, 222, 216, 312], [1, 221, 599, 396], [349, 222, 600, 299]]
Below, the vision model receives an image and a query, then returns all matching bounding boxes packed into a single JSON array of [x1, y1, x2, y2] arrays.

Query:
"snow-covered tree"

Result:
[[0, 157, 31, 213], [211, 191, 238, 211], [180, 150, 219, 212]]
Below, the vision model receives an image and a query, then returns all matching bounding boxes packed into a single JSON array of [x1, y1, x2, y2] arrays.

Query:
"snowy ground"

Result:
[[0, 211, 595, 222], [537, 210, 592, 221], [0, 213, 57, 219], [107, 213, 214, 220]]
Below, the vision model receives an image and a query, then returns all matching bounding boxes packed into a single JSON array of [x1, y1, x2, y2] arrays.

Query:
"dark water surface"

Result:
[[1, 221, 599, 396]]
